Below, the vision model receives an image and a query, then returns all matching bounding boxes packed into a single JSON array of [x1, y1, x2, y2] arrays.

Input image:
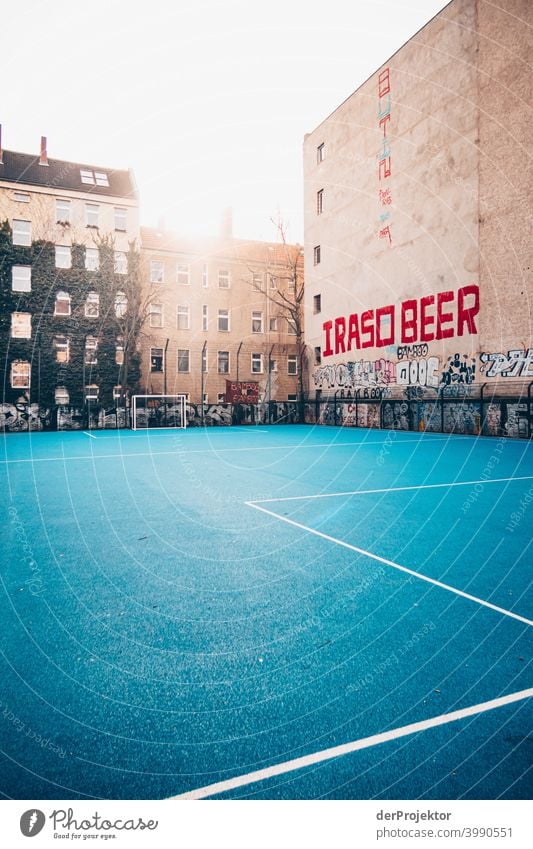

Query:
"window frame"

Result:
[[10, 360, 31, 389], [177, 303, 190, 330], [114, 251, 127, 274], [54, 290, 71, 316], [12, 265, 31, 292], [84, 336, 98, 366], [217, 309, 230, 332], [251, 352, 264, 374], [11, 312, 31, 339], [218, 268, 230, 289], [217, 350, 230, 374], [54, 335, 70, 364], [202, 304, 208, 332], [149, 302, 164, 328], [317, 142, 325, 163], [114, 207, 127, 231], [317, 188, 324, 215], [85, 203, 100, 228], [251, 311, 264, 333], [313, 245, 321, 265], [150, 346, 164, 373], [150, 260, 164, 284], [287, 354, 298, 375], [177, 348, 190, 373], [114, 291, 127, 318], [13, 219, 31, 246], [55, 245, 72, 269], [176, 263, 190, 285], [55, 198, 71, 223], [84, 291, 100, 318], [85, 247, 99, 271]]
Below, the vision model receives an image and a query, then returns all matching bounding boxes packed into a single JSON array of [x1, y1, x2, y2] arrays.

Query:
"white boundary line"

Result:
[[170, 688, 533, 799], [245, 502, 533, 627], [83, 431, 97, 439], [0, 436, 481, 465], [252, 475, 533, 503]]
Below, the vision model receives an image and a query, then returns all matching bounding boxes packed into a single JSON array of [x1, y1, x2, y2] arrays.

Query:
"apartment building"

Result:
[[0, 130, 140, 426], [139, 223, 303, 406], [303, 0, 531, 435]]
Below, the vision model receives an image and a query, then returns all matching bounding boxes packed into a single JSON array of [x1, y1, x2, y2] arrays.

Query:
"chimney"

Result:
[[0, 124, 3, 165], [220, 207, 233, 240], [39, 136, 48, 166]]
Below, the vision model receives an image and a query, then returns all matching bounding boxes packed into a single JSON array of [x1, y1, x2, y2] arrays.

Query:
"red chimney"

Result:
[[39, 136, 48, 166], [0, 124, 3, 165]]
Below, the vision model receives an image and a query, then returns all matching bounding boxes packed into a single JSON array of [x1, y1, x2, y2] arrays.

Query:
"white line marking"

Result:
[[252, 476, 533, 503], [246, 502, 533, 627], [170, 687, 533, 799], [0, 436, 477, 465], [83, 431, 97, 439]]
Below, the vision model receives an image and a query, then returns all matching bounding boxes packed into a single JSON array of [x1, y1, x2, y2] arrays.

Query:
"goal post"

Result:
[[131, 395, 187, 430]]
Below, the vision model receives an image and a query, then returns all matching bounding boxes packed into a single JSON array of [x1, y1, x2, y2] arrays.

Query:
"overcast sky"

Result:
[[1, 0, 448, 242]]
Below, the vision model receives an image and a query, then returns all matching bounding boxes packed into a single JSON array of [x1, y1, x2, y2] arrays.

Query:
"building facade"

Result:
[[139, 224, 303, 412], [0, 131, 140, 429], [303, 0, 532, 436]]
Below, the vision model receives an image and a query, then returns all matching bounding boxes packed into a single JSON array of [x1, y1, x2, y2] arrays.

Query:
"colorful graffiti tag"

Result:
[[480, 348, 533, 378]]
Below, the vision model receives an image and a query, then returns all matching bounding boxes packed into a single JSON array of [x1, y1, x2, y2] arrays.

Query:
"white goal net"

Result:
[[131, 395, 187, 430]]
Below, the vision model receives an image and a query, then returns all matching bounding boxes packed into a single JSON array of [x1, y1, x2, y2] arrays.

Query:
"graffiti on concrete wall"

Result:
[[440, 353, 476, 386], [396, 357, 440, 388], [377, 66, 393, 245], [0, 401, 50, 431], [313, 359, 396, 390], [479, 348, 533, 378]]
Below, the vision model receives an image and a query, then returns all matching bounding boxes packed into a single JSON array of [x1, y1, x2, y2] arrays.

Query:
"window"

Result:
[[202, 393, 208, 404], [13, 220, 31, 246], [54, 335, 70, 363], [202, 348, 208, 373], [269, 316, 278, 332], [85, 336, 98, 365], [202, 304, 208, 331], [177, 264, 190, 285], [317, 142, 325, 163], [252, 272, 263, 291], [177, 304, 190, 330], [11, 312, 31, 339], [114, 251, 127, 274], [218, 351, 230, 374], [150, 261, 164, 283], [177, 349, 190, 373], [56, 199, 71, 223], [85, 203, 99, 228], [55, 245, 71, 269], [251, 311, 263, 333], [218, 309, 230, 332], [54, 291, 71, 315], [80, 169, 109, 187], [218, 268, 230, 288], [114, 207, 127, 231], [317, 189, 324, 215], [202, 263, 208, 288], [114, 291, 127, 317], [288, 277, 296, 295], [217, 393, 225, 404], [313, 245, 321, 265], [13, 192, 30, 203], [287, 355, 298, 375], [113, 386, 123, 401], [85, 248, 99, 271], [55, 386, 69, 405], [270, 276, 277, 290], [269, 358, 278, 373], [85, 292, 100, 317], [314, 346, 322, 365], [251, 353, 263, 374], [149, 302, 163, 328], [11, 360, 31, 389], [85, 384, 99, 400], [12, 266, 31, 292], [287, 319, 297, 335], [151, 347, 164, 372], [313, 293, 321, 314], [116, 337, 124, 365], [288, 394, 297, 402]]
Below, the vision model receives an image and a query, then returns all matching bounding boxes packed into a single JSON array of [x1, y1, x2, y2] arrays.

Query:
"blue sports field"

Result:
[[0, 424, 531, 800]]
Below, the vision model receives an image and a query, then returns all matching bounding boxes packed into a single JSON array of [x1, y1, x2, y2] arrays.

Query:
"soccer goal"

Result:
[[131, 395, 187, 430]]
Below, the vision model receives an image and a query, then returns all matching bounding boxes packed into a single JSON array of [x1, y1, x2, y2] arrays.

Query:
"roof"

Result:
[[0, 149, 137, 199], [141, 226, 303, 267]]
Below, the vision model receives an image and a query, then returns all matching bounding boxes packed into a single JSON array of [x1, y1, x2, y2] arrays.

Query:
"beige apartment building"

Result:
[[139, 223, 303, 407], [304, 0, 532, 435]]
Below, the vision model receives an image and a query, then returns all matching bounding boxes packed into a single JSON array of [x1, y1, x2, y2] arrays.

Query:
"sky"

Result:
[[1, 0, 449, 243]]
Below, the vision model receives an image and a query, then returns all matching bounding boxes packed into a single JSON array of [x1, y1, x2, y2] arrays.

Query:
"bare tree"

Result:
[[252, 217, 306, 421]]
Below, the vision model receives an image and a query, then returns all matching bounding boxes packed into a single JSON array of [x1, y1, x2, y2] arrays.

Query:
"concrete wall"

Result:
[[303, 0, 532, 404]]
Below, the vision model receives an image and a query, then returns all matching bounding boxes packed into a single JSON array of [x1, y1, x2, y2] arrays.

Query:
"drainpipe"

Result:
[[267, 343, 274, 422], [480, 382, 486, 436], [201, 340, 207, 426], [236, 341, 243, 382]]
